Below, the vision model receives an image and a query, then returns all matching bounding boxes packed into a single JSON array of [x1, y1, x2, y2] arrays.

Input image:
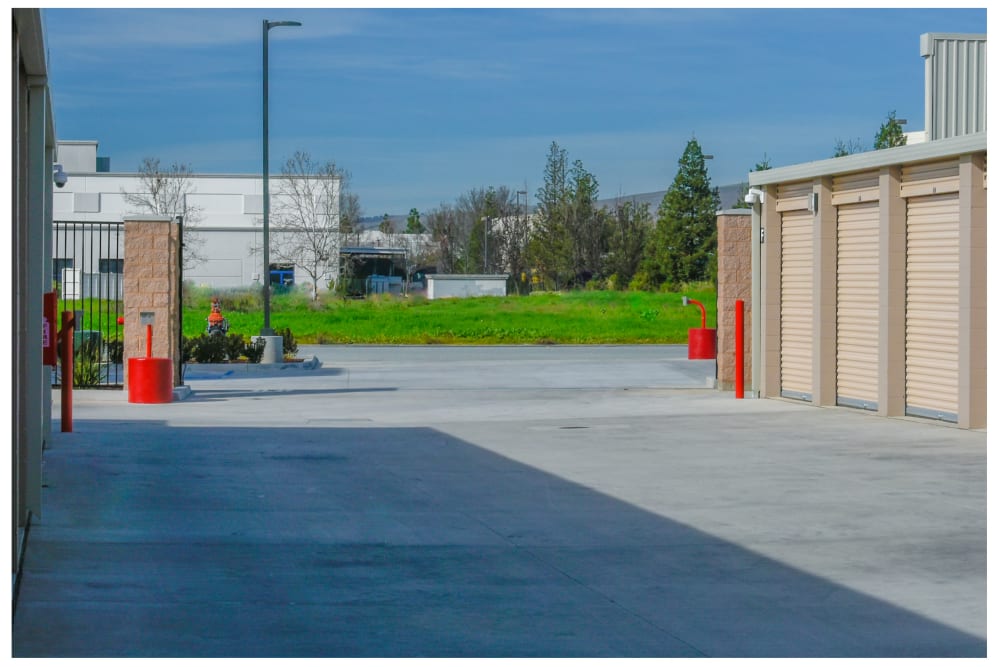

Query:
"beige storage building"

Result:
[[746, 33, 986, 429]]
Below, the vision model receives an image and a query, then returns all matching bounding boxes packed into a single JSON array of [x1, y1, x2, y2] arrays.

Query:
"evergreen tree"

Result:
[[874, 110, 907, 150], [405, 208, 424, 234], [566, 159, 604, 282], [644, 139, 720, 286], [529, 142, 574, 288]]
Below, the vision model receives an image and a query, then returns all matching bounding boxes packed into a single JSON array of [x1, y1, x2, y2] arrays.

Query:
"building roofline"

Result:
[[429, 274, 510, 280], [749, 132, 986, 187], [921, 32, 987, 57], [340, 247, 407, 256], [61, 170, 339, 181]]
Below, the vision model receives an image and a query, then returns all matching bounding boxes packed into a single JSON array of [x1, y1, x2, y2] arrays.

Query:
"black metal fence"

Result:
[[52, 221, 125, 388]]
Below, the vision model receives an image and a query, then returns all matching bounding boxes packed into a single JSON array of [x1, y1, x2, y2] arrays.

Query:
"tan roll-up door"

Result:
[[780, 209, 813, 400], [836, 200, 879, 409], [905, 192, 960, 421]]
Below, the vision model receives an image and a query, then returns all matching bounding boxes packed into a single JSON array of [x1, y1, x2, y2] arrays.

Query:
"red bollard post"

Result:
[[146, 324, 153, 358], [735, 299, 744, 399], [60, 310, 74, 432]]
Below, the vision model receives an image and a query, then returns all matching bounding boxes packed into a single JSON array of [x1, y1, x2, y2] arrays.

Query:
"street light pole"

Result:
[[262, 18, 301, 336]]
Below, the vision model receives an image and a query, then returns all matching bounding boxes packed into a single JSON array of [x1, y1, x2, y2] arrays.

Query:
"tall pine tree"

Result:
[[644, 139, 720, 286], [529, 142, 573, 287]]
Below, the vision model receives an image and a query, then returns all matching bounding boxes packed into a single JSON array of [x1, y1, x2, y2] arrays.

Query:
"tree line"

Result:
[[409, 138, 721, 293], [125, 111, 904, 298]]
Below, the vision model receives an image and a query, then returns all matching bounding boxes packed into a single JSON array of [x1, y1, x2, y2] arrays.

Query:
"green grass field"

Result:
[[181, 286, 718, 345]]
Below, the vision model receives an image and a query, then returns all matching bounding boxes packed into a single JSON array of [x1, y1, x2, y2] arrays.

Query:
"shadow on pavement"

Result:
[[13, 419, 985, 658], [181, 366, 346, 381]]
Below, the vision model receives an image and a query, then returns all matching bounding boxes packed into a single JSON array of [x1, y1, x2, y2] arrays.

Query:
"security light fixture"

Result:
[[53, 163, 67, 188], [744, 188, 765, 205]]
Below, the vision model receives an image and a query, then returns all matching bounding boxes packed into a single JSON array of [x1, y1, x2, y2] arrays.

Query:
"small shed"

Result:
[[426, 274, 509, 300]]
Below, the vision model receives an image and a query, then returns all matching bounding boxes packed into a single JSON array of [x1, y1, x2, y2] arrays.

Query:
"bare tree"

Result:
[[603, 198, 651, 288], [339, 191, 363, 246], [270, 151, 349, 300], [122, 157, 205, 269], [425, 204, 463, 273], [833, 137, 865, 157]]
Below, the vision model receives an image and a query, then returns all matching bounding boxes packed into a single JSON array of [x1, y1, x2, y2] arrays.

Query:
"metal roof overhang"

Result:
[[339, 247, 407, 260], [748, 132, 986, 187]]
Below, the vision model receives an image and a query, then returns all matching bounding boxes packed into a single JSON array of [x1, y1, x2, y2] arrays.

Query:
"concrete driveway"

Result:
[[14, 345, 985, 657]]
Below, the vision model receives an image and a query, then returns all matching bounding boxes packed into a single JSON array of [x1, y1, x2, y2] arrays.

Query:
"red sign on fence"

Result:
[[43, 292, 57, 366]]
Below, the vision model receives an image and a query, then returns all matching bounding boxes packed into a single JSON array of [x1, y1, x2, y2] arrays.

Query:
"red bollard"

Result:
[[128, 319, 173, 403], [128, 358, 173, 403], [735, 299, 744, 399]]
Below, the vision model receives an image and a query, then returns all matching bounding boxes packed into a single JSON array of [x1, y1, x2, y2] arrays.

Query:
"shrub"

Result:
[[182, 335, 195, 362], [104, 339, 124, 364], [628, 270, 655, 292], [189, 334, 227, 363], [279, 326, 298, 358], [74, 341, 103, 387], [217, 288, 262, 314], [243, 337, 266, 364], [223, 333, 247, 362]]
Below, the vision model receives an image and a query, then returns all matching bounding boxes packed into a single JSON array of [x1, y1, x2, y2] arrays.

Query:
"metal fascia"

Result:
[[748, 133, 986, 188]]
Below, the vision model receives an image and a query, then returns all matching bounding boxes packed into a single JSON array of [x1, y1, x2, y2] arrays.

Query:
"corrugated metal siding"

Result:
[[923, 33, 987, 140], [776, 181, 813, 212], [900, 160, 960, 198], [780, 209, 813, 400], [832, 171, 879, 205], [836, 201, 879, 409], [905, 193, 960, 421]]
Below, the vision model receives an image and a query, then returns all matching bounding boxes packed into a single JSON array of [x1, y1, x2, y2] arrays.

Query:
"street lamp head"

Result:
[[266, 20, 302, 29]]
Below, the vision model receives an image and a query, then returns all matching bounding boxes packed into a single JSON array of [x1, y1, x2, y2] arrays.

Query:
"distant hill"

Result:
[[357, 214, 408, 231], [594, 182, 748, 213]]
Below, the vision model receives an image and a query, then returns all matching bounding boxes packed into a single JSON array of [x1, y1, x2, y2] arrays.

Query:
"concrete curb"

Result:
[[181, 355, 322, 380], [53, 356, 323, 404]]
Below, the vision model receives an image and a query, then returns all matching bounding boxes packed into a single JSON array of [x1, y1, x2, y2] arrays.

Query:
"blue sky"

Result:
[[43, 6, 986, 216]]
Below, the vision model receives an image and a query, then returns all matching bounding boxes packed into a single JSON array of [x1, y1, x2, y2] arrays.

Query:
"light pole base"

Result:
[[253, 335, 283, 364]]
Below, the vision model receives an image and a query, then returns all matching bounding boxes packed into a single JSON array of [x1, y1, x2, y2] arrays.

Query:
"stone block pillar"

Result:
[[123, 215, 182, 389], [716, 210, 752, 393]]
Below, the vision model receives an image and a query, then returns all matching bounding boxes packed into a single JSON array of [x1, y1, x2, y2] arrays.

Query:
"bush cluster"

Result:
[[183, 333, 266, 364]]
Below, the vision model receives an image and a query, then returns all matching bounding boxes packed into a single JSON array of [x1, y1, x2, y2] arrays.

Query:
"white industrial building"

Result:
[[55, 141, 344, 292], [54, 140, 437, 295]]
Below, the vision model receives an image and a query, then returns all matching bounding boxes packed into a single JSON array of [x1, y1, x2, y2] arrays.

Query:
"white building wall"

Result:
[[52, 153, 346, 291], [55, 140, 98, 173], [427, 275, 509, 299]]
